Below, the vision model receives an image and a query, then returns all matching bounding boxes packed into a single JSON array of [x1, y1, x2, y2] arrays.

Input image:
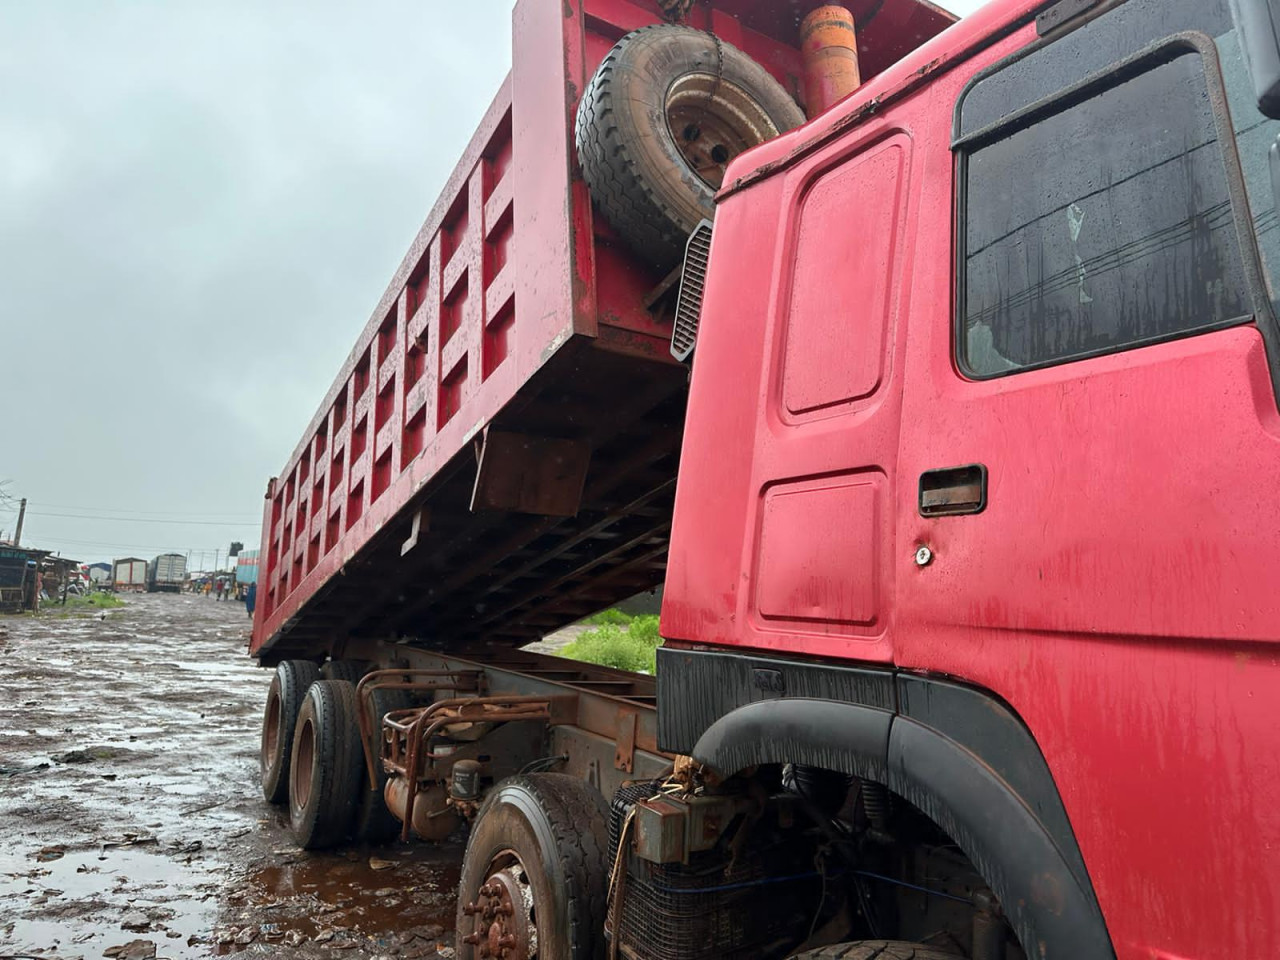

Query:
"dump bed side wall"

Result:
[[250, 0, 801, 657], [252, 1, 584, 654], [250, 0, 946, 657]]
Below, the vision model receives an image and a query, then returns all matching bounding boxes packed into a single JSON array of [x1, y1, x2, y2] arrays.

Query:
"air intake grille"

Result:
[[670, 219, 713, 362]]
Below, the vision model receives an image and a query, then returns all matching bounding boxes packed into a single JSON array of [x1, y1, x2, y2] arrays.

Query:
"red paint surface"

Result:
[[251, 0, 953, 660], [664, 1, 1280, 956]]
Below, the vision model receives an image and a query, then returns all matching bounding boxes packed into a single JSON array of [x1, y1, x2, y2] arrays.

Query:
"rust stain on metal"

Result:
[[615, 708, 637, 773], [379, 692, 577, 841]]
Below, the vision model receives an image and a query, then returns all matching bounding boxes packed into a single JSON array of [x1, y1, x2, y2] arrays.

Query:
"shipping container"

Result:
[[148, 553, 187, 593], [234, 549, 259, 587], [111, 557, 148, 592]]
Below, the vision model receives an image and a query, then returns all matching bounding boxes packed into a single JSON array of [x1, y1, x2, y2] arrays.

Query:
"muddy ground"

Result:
[[0, 593, 463, 959]]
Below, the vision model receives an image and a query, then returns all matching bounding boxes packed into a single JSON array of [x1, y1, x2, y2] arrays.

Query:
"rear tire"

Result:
[[789, 942, 962, 959], [576, 24, 804, 269], [455, 774, 610, 960], [288, 679, 364, 850], [351, 686, 415, 843], [321, 659, 365, 685], [259, 659, 320, 804]]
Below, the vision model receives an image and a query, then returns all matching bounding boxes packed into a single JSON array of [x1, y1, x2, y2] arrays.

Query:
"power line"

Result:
[[24, 510, 260, 527], [22, 500, 261, 520], [17, 534, 227, 552]]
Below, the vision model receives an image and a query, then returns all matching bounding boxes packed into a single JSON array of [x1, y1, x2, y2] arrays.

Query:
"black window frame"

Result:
[[952, 27, 1280, 386]]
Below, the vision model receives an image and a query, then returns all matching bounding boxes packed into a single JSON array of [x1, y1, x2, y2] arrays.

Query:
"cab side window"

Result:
[[955, 0, 1255, 379]]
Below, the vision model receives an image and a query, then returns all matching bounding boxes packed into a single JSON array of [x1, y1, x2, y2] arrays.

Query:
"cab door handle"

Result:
[[919, 464, 987, 517]]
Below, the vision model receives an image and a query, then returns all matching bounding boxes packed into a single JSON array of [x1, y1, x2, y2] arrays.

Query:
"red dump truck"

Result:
[[249, 0, 1280, 957]]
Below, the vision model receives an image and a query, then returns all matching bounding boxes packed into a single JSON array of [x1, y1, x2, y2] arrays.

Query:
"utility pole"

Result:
[[13, 499, 26, 546]]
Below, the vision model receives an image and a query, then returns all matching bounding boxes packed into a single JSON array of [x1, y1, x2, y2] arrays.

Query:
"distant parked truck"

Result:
[[148, 553, 187, 593], [234, 549, 258, 599], [112, 558, 148, 592]]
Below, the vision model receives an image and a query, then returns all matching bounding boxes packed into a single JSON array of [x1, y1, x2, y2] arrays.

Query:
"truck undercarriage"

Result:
[[263, 643, 1030, 960]]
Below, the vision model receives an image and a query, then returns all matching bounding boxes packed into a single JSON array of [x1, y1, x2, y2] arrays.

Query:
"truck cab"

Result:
[[662, 0, 1280, 955]]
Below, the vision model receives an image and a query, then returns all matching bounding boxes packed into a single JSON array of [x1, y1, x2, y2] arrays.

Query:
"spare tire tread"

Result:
[[577, 50, 686, 262]]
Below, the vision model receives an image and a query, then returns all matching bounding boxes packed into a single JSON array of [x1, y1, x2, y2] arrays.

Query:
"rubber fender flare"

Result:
[[886, 718, 1113, 959], [690, 697, 1115, 960], [691, 697, 891, 783]]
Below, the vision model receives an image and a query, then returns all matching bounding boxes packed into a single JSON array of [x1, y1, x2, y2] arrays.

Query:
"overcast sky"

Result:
[[0, 0, 984, 568]]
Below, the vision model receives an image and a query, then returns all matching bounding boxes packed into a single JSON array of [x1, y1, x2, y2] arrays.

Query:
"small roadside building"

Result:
[[0, 546, 82, 612]]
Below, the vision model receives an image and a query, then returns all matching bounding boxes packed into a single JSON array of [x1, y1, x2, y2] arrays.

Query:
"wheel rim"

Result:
[[262, 687, 281, 771], [291, 715, 314, 812], [664, 72, 781, 189], [460, 851, 538, 959]]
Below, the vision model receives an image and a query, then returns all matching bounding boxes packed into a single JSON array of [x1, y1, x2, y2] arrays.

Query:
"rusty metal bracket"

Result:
[[386, 693, 579, 841], [354, 669, 483, 785], [615, 709, 637, 773]]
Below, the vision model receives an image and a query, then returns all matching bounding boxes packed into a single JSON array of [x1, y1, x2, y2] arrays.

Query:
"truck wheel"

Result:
[[321, 659, 365, 685], [351, 686, 414, 843], [260, 659, 320, 804], [289, 679, 364, 849], [789, 942, 962, 959], [576, 24, 804, 270], [455, 774, 609, 960]]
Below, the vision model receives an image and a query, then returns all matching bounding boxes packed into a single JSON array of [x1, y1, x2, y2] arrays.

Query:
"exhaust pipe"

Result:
[[800, 4, 862, 116]]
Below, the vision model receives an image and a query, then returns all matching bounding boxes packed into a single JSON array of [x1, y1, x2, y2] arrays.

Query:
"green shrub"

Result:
[[583, 608, 633, 626], [559, 614, 662, 674], [84, 592, 125, 608]]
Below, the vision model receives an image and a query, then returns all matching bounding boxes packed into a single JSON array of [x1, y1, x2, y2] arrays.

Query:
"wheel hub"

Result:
[[461, 863, 537, 959], [665, 72, 780, 189]]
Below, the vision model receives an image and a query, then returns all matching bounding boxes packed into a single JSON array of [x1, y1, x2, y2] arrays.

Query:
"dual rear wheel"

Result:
[[258, 659, 403, 848]]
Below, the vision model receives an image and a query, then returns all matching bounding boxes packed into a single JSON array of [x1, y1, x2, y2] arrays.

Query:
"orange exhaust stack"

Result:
[[800, 4, 861, 116]]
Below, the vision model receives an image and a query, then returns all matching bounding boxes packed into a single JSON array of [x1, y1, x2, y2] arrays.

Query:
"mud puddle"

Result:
[[221, 845, 460, 955], [0, 593, 463, 958], [0, 843, 216, 958]]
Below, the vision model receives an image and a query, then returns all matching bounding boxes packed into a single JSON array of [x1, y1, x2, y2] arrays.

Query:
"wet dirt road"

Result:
[[0, 593, 462, 959]]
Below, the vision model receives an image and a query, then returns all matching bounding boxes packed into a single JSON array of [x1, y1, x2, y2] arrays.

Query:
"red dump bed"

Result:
[[251, 0, 955, 661]]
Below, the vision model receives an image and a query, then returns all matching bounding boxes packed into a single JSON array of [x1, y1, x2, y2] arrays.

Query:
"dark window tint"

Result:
[[956, 0, 1231, 138], [961, 52, 1250, 377]]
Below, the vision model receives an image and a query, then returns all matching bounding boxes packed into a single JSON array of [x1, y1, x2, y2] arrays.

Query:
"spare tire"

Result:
[[576, 25, 804, 270]]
